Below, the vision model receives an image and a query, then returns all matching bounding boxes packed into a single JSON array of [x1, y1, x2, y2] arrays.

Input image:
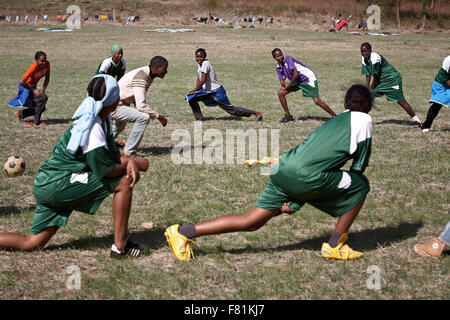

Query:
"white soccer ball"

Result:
[[3, 156, 26, 176]]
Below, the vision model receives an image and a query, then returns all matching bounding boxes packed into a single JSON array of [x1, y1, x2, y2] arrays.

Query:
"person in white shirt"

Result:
[[185, 48, 263, 122]]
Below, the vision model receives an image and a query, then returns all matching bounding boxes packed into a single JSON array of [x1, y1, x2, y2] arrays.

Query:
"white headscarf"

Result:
[[66, 74, 120, 155]]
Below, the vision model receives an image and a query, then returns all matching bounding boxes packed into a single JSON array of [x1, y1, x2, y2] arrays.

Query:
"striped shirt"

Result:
[[117, 66, 159, 120]]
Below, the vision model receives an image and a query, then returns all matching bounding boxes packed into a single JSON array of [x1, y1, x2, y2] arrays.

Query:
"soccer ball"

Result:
[[3, 156, 26, 176]]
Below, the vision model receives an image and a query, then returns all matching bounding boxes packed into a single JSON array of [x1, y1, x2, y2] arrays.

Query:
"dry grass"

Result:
[[0, 23, 449, 300]]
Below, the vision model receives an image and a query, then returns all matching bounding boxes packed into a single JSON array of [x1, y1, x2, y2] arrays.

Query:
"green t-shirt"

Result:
[[279, 110, 372, 178], [362, 52, 400, 86], [434, 56, 450, 84], [95, 57, 126, 80], [34, 116, 120, 188]]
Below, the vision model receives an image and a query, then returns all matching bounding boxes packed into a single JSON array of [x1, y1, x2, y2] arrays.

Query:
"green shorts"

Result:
[[374, 77, 405, 101], [30, 172, 122, 235], [255, 170, 370, 217], [288, 80, 320, 99]]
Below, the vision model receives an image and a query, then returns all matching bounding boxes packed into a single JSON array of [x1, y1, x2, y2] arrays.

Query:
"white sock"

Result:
[[412, 115, 421, 123]]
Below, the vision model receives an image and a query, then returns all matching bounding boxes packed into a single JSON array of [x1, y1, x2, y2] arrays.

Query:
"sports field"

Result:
[[0, 24, 448, 300]]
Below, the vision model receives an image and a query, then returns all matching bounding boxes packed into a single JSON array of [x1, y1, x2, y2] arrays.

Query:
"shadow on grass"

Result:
[[44, 228, 167, 251], [140, 146, 173, 155], [202, 116, 243, 121], [0, 205, 35, 217], [43, 118, 72, 125], [220, 221, 423, 255], [297, 116, 332, 122], [376, 119, 421, 127]]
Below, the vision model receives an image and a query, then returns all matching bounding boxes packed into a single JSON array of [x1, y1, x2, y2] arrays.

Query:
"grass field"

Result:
[[0, 23, 448, 300]]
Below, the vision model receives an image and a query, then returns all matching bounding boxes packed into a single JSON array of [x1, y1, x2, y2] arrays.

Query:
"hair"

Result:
[[271, 48, 282, 57], [35, 51, 46, 60], [149, 56, 168, 69], [344, 84, 373, 113], [360, 42, 372, 50], [87, 77, 106, 101], [195, 48, 207, 57]]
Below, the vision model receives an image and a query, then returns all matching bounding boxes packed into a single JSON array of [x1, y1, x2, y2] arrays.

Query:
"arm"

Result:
[[189, 72, 206, 94], [285, 68, 300, 89], [19, 78, 40, 96], [40, 71, 50, 95], [133, 85, 167, 126], [105, 156, 149, 188]]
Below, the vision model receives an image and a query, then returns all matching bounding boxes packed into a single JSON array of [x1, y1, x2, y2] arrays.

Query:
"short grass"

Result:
[[0, 24, 448, 300]]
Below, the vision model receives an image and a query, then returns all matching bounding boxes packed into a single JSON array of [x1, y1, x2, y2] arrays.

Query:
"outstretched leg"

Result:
[[0, 226, 57, 251], [397, 99, 421, 124], [313, 97, 337, 117]]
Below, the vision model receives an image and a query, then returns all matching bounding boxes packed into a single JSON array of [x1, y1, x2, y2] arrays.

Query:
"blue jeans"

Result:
[[439, 221, 450, 246], [111, 105, 150, 156]]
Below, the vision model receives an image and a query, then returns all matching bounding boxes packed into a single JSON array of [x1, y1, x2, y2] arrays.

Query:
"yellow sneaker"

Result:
[[164, 224, 197, 261], [321, 233, 363, 260]]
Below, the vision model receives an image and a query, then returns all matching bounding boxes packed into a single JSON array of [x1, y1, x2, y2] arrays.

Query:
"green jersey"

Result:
[[95, 57, 126, 80], [362, 52, 400, 86], [34, 116, 120, 191], [434, 55, 450, 84], [255, 110, 372, 217], [279, 110, 372, 178]]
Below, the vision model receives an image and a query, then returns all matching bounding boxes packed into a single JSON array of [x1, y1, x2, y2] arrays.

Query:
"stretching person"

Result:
[[186, 48, 263, 122], [166, 84, 373, 261]]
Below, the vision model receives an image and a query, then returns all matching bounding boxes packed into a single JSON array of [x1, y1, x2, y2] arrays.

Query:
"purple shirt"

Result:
[[276, 55, 317, 85]]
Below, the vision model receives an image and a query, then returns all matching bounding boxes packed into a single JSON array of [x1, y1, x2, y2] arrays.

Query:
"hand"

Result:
[[126, 159, 141, 188], [188, 90, 196, 94], [280, 203, 295, 214], [33, 88, 42, 96], [158, 115, 168, 127]]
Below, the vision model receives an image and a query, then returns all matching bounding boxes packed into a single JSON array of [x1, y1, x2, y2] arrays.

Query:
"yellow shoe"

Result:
[[164, 224, 197, 261], [321, 233, 363, 260]]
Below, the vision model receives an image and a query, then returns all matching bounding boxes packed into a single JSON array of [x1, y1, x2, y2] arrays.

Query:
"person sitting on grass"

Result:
[[360, 42, 422, 126], [0, 74, 149, 258], [95, 44, 126, 81], [9, 51, 50, 127], [421, 55, 449, 132], [185, 48, 263, 122], [271, 48, 336, 123], [165, 84, 373, 261]]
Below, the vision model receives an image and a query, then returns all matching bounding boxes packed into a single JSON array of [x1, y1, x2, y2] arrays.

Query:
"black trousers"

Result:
[[19, 93, 48, 125], [422, 103, 443, 130], [188, 94, 253, 120]]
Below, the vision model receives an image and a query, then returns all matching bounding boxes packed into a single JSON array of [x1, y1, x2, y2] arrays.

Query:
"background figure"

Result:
[[9, 51, 50, 127], [112, 56, 168, 157], [360, 42, 422, 125], [166, 84, 373, 262], [186, 48, 263, 122], [414, 221, 450, 258], [95, 44, 126, 81], [421, 55, 450, 132], [272, 48, 336, 123]]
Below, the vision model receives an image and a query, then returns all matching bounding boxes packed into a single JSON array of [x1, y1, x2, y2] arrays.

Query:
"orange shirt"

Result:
[[22, 61, 50, 85]]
